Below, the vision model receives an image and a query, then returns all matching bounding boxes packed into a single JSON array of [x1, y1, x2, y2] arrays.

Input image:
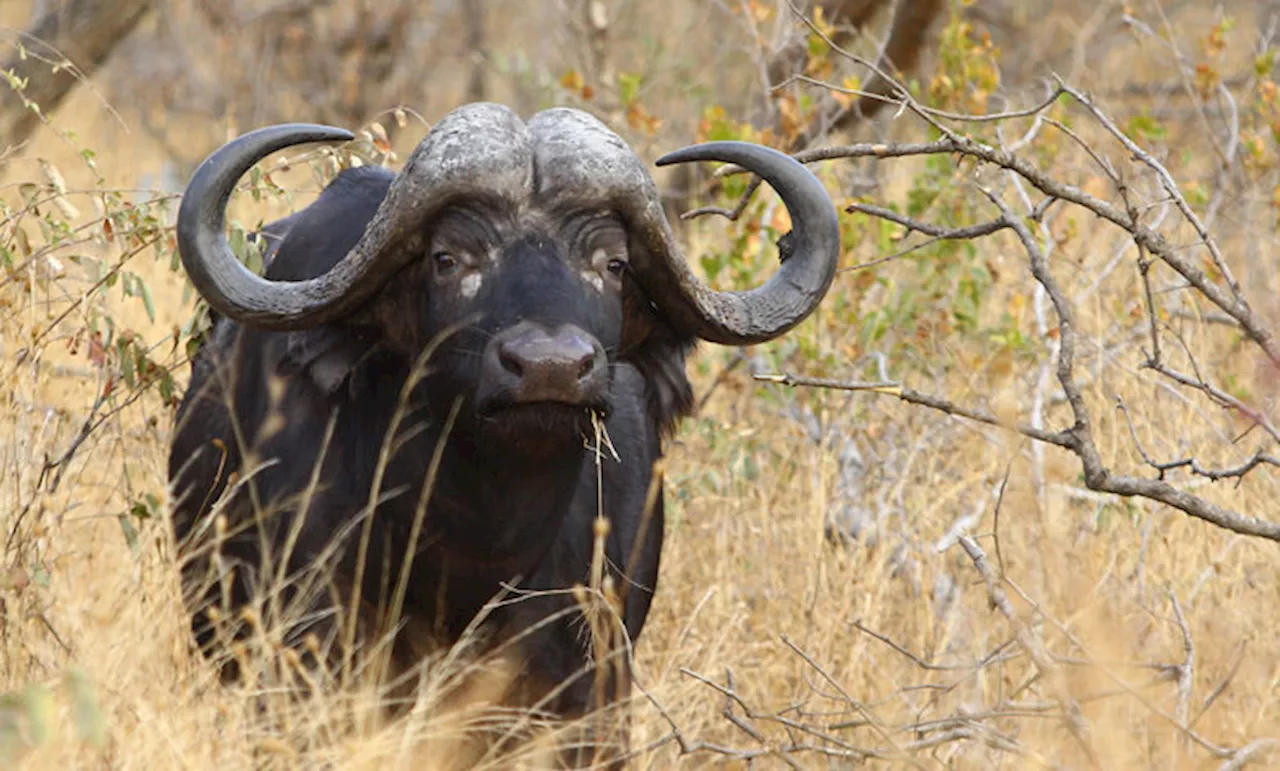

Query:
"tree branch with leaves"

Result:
[[703, 4, 1280, 542]]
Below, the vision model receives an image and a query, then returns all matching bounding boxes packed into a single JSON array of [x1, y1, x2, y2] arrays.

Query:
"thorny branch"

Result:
[[753, 372, 1076, 448], [710, 6, 1280, 370], [637, 579, 1274, 768], [637, 551, 1271, 768], [721, 124, 1280, 366], [1170, 592, 1195, 758], [958, 535, 1099, 766], [1117, 397, 1280, 482], [694, 28, 1280, 749], [634, 655, 1038, 766], [756, 367, 1279, 541], [1000, 575, 1279, 767], [716, 10, 1280, 542], [633, 440, 1252, 763]]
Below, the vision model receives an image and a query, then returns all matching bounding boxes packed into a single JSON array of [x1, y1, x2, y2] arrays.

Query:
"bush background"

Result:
[[2, 0, 1277, 767]]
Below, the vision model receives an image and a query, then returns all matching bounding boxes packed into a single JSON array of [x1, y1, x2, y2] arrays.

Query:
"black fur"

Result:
[[169, 166, 697, 761]]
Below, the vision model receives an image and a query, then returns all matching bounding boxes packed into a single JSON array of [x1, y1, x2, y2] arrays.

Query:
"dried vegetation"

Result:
[[1, 0, 1278, 767]]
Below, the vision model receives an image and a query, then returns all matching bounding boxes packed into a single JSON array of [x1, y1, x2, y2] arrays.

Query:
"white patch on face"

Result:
[[459, 272, 483, 300], [580, 269, 604, 293], [581, 248, 607, 292]]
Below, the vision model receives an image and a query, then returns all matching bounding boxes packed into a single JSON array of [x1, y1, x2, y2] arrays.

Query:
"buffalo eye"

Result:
[[432, 251, 459, 277]]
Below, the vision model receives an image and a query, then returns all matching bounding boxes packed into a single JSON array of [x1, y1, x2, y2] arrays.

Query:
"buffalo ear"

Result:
[[619, 281, 697, 437], [631, 329, 696, 437], [281, 326, 378, 396]]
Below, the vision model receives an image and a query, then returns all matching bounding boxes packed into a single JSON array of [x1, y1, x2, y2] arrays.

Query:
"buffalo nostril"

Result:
[[499, 346, 525, 377], [486, 323, 606, 405]]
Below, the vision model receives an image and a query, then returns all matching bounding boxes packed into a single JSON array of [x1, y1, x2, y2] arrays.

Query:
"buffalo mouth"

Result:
[[479, 398, 608, 419], [475, 397, 609, 437]]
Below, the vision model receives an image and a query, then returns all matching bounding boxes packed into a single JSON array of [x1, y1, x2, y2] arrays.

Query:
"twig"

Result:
[[714, 133, 1280, 367], [1144, 360, 1280, 445], [1170, 592, 1195, 758], [1118, 397, 1279, 482], [850, 619, 989, 671], [1056, 79, 1242, 298], [692, 350, 745, 416], [757, 376, 1280, 538], [778, 635, 916, 764], [1003, 577, 1243, 759], [845, 201, 1011, 240], [1135, 243, 1163, 364], [958, 536, 1099, 767], [991, 457, 1014, 578], [756, 372, 1075, 449], [681, 174, 762, 222], [1218, 739, 1280, 771], [774, 73, 1067, 125], [1190, 641, 1246, 730], [769, 171, 1280, 540]]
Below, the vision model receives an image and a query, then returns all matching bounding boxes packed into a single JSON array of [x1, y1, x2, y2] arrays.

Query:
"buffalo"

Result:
[[168, 102, 839, 765]]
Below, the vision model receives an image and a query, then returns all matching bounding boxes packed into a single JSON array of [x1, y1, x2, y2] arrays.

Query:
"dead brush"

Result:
[[2, 0, 1279, 768]]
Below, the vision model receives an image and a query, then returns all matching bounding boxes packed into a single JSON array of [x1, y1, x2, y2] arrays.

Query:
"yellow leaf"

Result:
[[769, 205, 792, 233], [560, 69, 585, 92]]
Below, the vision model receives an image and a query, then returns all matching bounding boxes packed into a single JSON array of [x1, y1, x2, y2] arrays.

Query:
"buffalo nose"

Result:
[[487, 322, 606, 405]]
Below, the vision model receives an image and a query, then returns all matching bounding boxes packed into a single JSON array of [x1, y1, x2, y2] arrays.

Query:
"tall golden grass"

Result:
[[3, 0, 1279, 767]]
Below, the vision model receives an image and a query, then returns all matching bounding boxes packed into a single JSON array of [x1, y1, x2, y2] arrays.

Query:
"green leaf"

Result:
[[159, 371, 175, 406], [249, 166, 263, 202], [806, 32, 828, 58], [30, 564, 50, 588], [617, 71, 643, 105], [1125, 113, 1167, 142], [64, 670, 106, 746], [120, 342, 136, 387], [117, 513, 140, 555], [22, 684, 55, 746], [228, 225, 247, 262], [138, 279, 155, 323], [1256, 50, 1277, 77], [700, 252, 724, 283]]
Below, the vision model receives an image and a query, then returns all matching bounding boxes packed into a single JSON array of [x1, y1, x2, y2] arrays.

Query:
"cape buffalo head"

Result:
[[175, 103, 839, 451]]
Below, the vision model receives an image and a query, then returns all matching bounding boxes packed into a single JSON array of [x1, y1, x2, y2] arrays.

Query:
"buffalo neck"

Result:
[[377, 389, 592, 571], [327, 346, 594, 631], [368, 406, 590, 637]]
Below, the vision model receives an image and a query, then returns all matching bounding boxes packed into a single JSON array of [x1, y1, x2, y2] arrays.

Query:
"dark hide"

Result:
[[169, 166, 695, 763]]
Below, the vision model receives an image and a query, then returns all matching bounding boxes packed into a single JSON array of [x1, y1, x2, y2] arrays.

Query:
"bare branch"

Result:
[[844, 201, 1011, 239], [737, 75, 1280, 540], [1118, 397, 1280, 482], [1170, 592, 1195, 758], [850, 619, 999, 671], [1143, 360, 1280, 445], [957, 535, 1099, 765], [1218, 739, 1280, 771], [682, 175, 763, 222], [1053, 81, 1243, 299], [1191, 642, 1247, 730], [714, 128, 1280, 367], [755, 372, 1077, 450], [757, 364, 1280, 540], [1003, 577, 1247, 759]]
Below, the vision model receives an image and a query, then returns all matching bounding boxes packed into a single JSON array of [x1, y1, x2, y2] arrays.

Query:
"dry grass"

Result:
[[3, 0, 1280, 768]]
